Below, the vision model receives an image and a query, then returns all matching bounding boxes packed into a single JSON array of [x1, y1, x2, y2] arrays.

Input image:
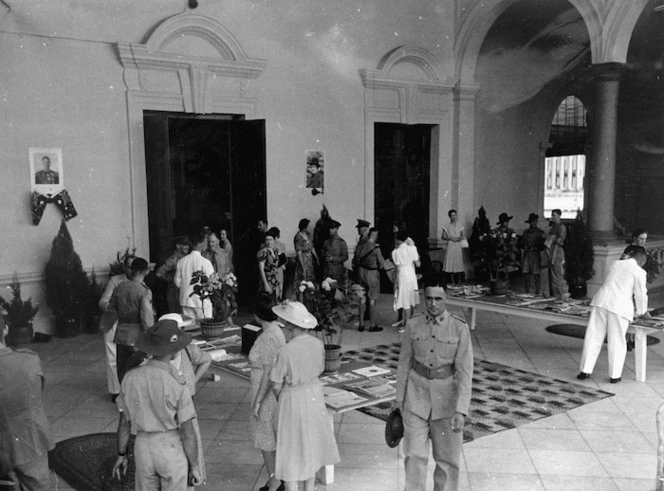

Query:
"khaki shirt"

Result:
[[354, 239, 384, 270], [396, 311, 473, 420], [118, 359, 196, 432], [0, 347, 54, 465]]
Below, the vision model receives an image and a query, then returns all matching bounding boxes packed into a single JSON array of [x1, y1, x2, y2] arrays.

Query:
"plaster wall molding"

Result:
[[114, 12, 266, 255]]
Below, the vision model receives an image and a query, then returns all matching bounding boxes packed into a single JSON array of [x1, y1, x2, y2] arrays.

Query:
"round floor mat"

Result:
[[546, 324, 660, 346], [49, 433, 135, 490]]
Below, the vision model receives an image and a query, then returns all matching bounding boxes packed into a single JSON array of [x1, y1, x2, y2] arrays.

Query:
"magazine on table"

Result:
[[352, 365, 391, 377], [343, 377, 396, 398], [320, 372, 362, 385], [323, 386, 368, 409]]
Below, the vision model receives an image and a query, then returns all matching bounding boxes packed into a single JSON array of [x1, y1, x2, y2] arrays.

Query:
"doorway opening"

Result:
[[374, 123, 432, 292], [544, 96, 587, 218], [143, 111, 266, 309]]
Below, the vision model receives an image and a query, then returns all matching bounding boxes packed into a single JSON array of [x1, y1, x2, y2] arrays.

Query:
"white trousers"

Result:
[[104, 323, 121, 395], [579, 307, 629, 379]]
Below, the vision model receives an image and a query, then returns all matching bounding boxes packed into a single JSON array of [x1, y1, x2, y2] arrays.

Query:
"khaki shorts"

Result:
[[357, 268, 380, 300]]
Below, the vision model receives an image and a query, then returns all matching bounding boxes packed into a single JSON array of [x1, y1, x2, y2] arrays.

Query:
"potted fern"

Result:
[[0, 273, 39, 346]]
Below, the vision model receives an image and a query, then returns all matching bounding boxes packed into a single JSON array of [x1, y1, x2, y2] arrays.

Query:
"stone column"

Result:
[[587, 62, 625, 239], [452, 82, 480, 240]]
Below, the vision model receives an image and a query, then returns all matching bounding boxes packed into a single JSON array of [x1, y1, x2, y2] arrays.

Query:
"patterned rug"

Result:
[[49, 433, 135, 490], [342, 343, 614, 443]]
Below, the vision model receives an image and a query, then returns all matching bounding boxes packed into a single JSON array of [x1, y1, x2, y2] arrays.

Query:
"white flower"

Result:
[[298, 285, 306, 293]]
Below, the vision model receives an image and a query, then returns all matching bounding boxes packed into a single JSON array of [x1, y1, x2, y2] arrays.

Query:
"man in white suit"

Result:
[[578, 246, 649, 383], [174, 233, 215, 320]]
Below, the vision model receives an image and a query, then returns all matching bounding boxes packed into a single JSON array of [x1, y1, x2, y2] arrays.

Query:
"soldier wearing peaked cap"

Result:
[[322, 219, 348, 284]]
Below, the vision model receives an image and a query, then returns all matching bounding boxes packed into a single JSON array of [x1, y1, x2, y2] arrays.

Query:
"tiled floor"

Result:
[[29, 294, 664, 490]]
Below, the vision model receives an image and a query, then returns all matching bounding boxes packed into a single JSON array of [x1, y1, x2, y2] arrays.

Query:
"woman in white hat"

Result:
[[269, 301, 339, 491]]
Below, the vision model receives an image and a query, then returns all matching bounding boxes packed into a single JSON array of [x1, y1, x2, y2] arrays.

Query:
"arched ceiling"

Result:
[[475, 0, 591, 113]]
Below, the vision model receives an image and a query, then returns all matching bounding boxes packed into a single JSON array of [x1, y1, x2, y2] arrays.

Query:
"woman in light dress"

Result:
[[442, 209, 466, 284], [392, 230, 421, 331], [270, 301, 340, 491], [250, 295, 287, 491]]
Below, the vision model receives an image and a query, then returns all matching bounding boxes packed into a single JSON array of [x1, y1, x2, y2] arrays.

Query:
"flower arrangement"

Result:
[[299, 278, 360, 348], [488, 227, 520, 280], [471, 225, 520, 283], [190, 270, 238, 322]]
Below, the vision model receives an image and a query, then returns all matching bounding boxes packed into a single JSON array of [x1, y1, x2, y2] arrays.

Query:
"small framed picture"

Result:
[[30, 147, 64, 195], [305, 149, 324, 190]]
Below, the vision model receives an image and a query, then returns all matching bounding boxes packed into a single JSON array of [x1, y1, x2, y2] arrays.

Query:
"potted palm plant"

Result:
[[0, 273, 39, 346]]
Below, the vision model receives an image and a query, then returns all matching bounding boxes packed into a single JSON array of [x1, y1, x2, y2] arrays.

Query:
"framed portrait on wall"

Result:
[[305, 149, 324, 190], [30, 147, 64, 195]]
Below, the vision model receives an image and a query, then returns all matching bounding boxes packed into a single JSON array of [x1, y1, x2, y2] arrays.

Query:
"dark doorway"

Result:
[[144, 111, 266, 309], [374, 123, 432, 292]]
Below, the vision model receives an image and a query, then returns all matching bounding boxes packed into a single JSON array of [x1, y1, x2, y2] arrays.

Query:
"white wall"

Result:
[[0, 0, 457, 332]]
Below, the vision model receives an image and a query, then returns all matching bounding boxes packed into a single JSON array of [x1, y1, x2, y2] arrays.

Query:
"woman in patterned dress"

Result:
[[250, 295, 287, 491], [258, 229, 282, 299], [293, 219, 318, 284], [270, 301, 339, 491]]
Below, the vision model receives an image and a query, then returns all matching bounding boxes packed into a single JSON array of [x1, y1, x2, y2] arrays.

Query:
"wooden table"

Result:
[[446, 294, 662, 382], [205, 341, 395, 484]]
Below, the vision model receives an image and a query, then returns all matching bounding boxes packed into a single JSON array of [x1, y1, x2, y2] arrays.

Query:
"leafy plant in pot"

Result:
[[299, 277, 360, 373], [45, 220, 90, 337], [0, 273, 39, 346], [189, 270, 238, 340]]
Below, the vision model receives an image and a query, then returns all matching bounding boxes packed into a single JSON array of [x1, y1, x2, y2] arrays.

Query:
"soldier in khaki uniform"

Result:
[[112, 318, 202, 489], [0, 319, 54, 490], [395, 279, 473, 491]]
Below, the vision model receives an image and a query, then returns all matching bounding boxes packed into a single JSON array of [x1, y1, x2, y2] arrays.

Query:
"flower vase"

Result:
[[323, 344, 342, 374], [490, 278, 510, 295], [199, 319, 226, 340]]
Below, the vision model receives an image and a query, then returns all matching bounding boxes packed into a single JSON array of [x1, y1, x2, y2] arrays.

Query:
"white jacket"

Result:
[[590, 257, 647, 321], [174, 250, 215, 309]]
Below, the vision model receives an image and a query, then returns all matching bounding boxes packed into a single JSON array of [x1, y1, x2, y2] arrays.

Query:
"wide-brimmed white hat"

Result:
[[159, 313, 185, 327], [159, 313, 195, 329], [272, 301, 317, 329]]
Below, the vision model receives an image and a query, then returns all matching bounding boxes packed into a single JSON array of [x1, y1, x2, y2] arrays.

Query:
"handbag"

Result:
[[460, 238, 469, 249]]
